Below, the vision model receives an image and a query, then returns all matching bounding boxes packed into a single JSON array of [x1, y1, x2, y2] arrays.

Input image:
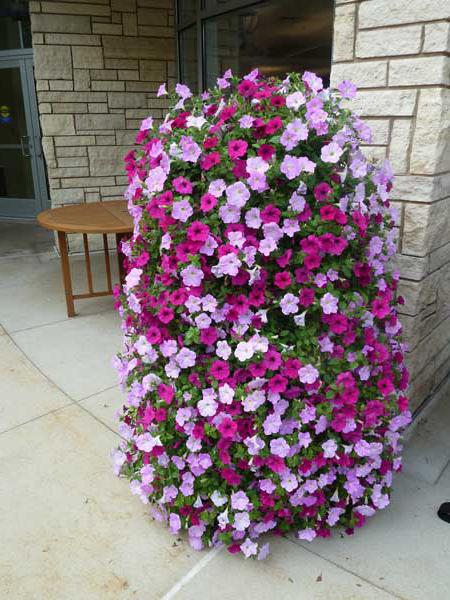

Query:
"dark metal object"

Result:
[[437, 503, 450, 524]]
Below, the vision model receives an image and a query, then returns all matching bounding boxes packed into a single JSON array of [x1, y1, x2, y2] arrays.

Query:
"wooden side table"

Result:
[[38, 200, 133, 317]]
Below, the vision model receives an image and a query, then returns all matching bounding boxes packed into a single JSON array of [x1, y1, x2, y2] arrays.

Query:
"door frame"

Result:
[[0, 48, 49, 220]]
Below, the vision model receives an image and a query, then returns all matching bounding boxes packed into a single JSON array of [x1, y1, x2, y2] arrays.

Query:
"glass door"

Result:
[[0, 55, 48, 219]]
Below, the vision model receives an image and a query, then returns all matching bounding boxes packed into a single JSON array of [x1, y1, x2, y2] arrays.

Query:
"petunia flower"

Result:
[[321, 141, 343, 163], [228, 139, 248, 160], [299, 364, 319, 384], [157, 82, 167, 97]]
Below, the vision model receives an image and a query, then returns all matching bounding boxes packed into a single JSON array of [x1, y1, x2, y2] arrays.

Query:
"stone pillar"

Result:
[[29, 0, 175, 208], [331, 0, 450, 411]]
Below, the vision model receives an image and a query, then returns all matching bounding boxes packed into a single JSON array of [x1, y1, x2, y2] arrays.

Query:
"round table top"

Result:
[[37, 200, 133, 234]]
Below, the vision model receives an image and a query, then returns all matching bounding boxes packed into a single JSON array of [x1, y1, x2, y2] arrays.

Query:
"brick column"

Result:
[[331, 0, 450, 411]]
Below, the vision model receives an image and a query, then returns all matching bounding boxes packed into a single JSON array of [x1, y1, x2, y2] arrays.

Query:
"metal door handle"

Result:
[[20, 135, 30, 158]]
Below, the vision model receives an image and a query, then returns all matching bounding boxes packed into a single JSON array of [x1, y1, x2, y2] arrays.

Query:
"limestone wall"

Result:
[[29, 0, 175, 207], [331, 0, 450, 410]]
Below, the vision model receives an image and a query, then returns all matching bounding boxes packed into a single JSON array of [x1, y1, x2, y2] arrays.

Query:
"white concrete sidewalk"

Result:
[[0, 243, 449, 600]]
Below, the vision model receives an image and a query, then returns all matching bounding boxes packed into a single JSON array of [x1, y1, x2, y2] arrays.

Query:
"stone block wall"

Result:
[[331, 0, 450, 411], [29, 0, 175, 209]]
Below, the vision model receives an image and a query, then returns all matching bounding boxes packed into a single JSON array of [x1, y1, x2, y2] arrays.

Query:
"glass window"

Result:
[[204, 0, 332, 88], [201, 0, 231, 9], [179, 25, 199, 93], [0, 1, 32, 51], [0, 66, 35, 199], [177, 0, 197, 25], [177, 0, 333, 91]]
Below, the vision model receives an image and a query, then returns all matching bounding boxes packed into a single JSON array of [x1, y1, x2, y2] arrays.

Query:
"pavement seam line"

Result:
[[78, 383, 119, 402], [160, 545, 224, 600], [2, 326, 118, 434], [9, 306, 114, 335], [0, 403, 75, 436], [76, 401, 124, 439], [4, 316, 127, 441], [0, 251, 56, 260], [435, 456, 450, 484], [286, 537, 408, 600], [4, 328, 76, 403], [0, 328, 78, 435]]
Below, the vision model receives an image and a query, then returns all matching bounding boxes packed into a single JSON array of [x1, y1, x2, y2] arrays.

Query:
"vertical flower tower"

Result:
[[113, 71, 411, 559]]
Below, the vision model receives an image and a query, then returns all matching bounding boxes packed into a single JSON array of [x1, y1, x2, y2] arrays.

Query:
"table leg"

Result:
[[116, 233, 126, 285], [103, 234, 113, 293], [83, 233, 94, 294], [58, 231, 75, 317]]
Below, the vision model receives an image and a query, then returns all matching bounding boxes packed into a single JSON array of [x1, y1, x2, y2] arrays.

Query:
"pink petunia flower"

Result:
[[274, 271, 292, 290], [172, 176, 193, 195], [210, 360, 230, 381], [200, 193, 217, 212], [157, 383, 175, 404], [187, 221, 210, 242], [299, 364, 319, 384], [217, 416, 237, 438], [314, 182, 332, 201], [228, 139, 248, 160]]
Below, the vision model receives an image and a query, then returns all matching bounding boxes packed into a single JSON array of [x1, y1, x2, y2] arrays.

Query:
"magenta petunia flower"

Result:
[[372, 297, 390, 319], [200, 151, 221, 171], [237, 79, 256, 97], [257, 144, 275, 160], [187, 220, 210, 243], [200, 327, 218, 345], [228, 139, 248, 160], [172, 176, 193, 194], [157, 383, 175, 404], [261, 204, 281, 224], [265, 116, 283, 135], [274, 271, 292, 290], [299, 287, 315, 307], [314, 182, 332, 201], [268, 374, 288, 393], [200, 193, 217, 212], [210, 360, 230, 381], [377, 376, 395, 397], [170, 288, 187, 306], [158, 306, 174, 324], [218, 417, 238, 439]]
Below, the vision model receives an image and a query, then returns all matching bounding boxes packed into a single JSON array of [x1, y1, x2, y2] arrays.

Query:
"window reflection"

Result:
[[177, 0, 196, 25], [201, 0, 231, 9], [179, 25, 199, 93], [203, 0, 333, 89], [0, 1, 32, 51]]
